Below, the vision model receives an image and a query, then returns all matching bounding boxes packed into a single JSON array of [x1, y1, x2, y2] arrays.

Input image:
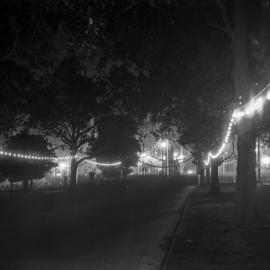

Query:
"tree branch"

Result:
[[215, 0, 235, 41], [209, 22, 226, 32], [0, 16, 20, 62], [76, 156, 93, 166]]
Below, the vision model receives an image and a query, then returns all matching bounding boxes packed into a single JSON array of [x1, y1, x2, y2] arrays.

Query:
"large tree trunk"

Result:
[[208, 160, 221, 196], [205, 166, 211, 186], [70, 157, 78, 188], [232, 0, 258, 226], [235, 119, 258, 225], [197, 163, 205, 186], [23, 179, 28, 193], [214, 0, 257, 225]]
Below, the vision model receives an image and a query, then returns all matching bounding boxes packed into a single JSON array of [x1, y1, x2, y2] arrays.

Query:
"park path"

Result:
[[1, 184, 195, 270]]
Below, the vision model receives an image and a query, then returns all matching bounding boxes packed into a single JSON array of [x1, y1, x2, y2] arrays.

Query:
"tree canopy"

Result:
[[92, 115, 140, 177], [0, 131, 56, 191]]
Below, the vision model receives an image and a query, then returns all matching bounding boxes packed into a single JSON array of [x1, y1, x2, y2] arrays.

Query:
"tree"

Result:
[[0, 131, 56, 192], [208, 158, 222, 195], [92, 115, 140, 178], [212, 0, 261, 226], [28, 54, 115, 188], [173, 42, 234, 191]]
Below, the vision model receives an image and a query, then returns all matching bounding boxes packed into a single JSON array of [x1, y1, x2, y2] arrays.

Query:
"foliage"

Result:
[[29, 55, 103, 154], [92, 115, 140, 176], [180, 44, 234, 164], [0, 131, 56, 182]]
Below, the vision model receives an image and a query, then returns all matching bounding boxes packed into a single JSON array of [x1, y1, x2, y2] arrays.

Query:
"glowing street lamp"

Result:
[[159, 139, 169, 175], [160, 140, 168, 148]]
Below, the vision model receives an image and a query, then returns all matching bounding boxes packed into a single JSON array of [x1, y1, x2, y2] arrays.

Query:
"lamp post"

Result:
[[258, 137, 261, 183], [166, 140, 169, 175], [160, 140, 169, 175]]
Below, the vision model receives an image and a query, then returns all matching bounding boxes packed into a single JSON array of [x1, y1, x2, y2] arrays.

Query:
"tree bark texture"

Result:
[[209, 161, 221, 195], [235, 119, 258, 226], [205, 166, 211, 186], [232, 0, 258, 226], [197, 163, 206, 186], [23, 179, 28, 192], [70, 157, 78, 188]]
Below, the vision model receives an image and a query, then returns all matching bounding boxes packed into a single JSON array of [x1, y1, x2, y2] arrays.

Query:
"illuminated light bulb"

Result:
[[209, 143, 225, 159], [262, 156, 270, 165], [160, 142, 167, 148], [232, 110, 244, 121], [86, 160, 122, 166], [140, 152, 148, 158], [245, 97, 264, 116], [59, 162, 66, 170], [266, 90, 270, 100], [204, 155, 211, 166], [254, 97, 264, 112], [178, 154, 184, 160]]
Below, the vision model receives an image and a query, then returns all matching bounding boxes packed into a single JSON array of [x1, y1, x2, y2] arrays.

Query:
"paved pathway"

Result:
[[1, 184, 195, 270]]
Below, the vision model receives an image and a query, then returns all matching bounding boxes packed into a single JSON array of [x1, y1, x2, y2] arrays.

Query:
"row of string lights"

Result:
[[204, 83, 270, 166], [5, 82, 269, 168], [0, 150, 121, 167]]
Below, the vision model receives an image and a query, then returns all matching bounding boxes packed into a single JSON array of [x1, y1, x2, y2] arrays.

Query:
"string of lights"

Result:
[[85, 160, 122, 166], [138, 160, 178, 168], [204, 83, 270, 166], [0, 150, 71, 161], [0, 150, 122, 166]]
